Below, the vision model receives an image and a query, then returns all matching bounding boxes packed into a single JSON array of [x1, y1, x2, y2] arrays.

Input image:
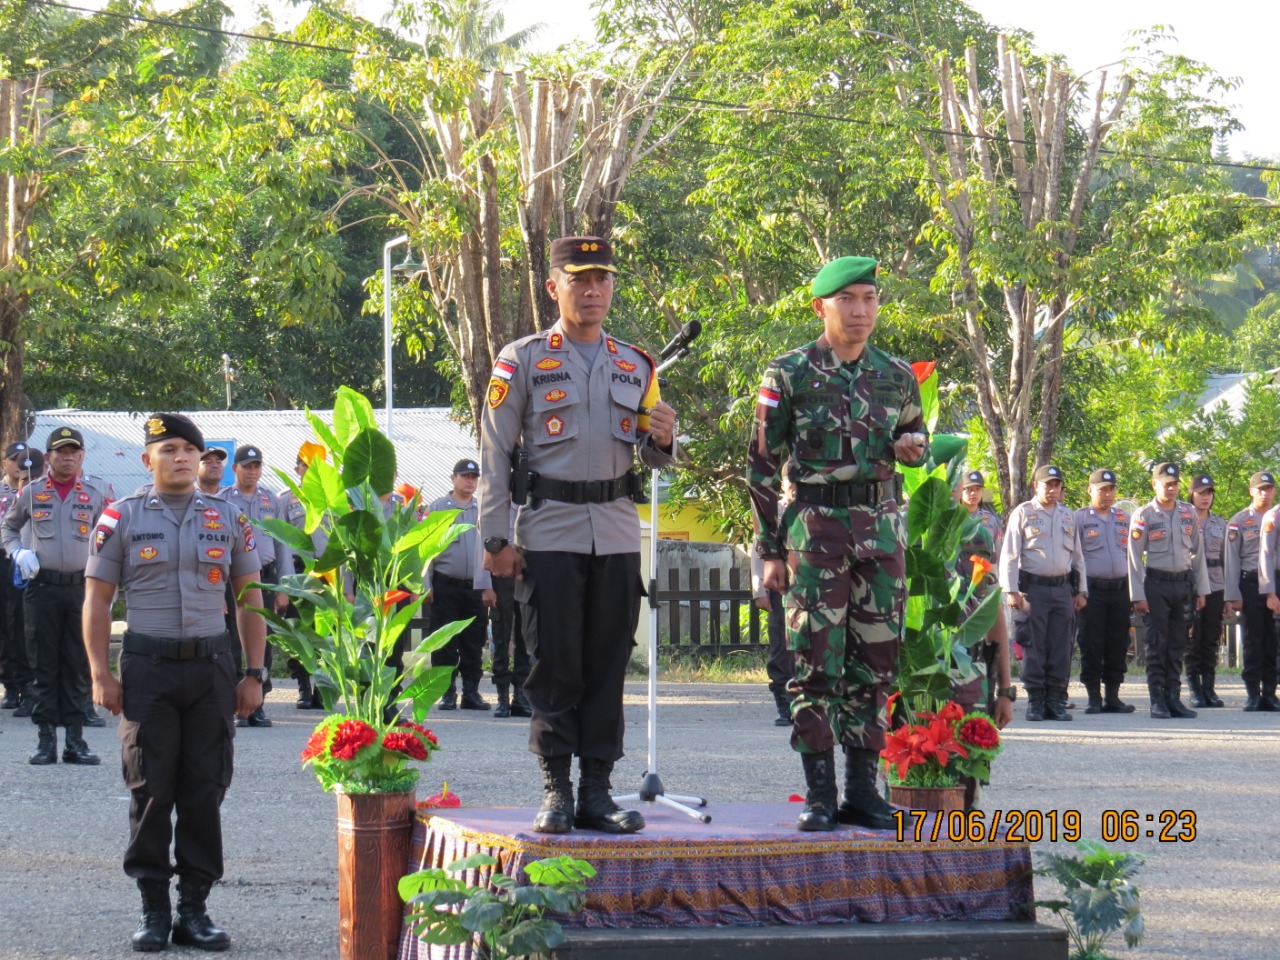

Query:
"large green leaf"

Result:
[[952, 588, 1003, 647], [257, 517, 315, 557], [906, 476, 950, 545], [343, 427, 397, 495], [301, 456, 350, 530], [333, 385, 378, 448]]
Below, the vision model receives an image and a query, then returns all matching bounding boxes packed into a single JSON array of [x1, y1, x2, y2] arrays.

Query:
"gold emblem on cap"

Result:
[[60, 428, 71, 437], [147, 417, 165, 436]]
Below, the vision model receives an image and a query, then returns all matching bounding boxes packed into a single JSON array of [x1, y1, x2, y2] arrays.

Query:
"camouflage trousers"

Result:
[[782, 501, 905, 754]]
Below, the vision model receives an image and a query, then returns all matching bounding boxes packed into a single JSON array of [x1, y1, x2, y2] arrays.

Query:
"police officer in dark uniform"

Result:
[[1074, 469, 1135, 714], [490, 502, 532, 719], [222, 444, 282, 728], [479, 236, 677, 835], [425, 458, 495, 711], [1128, 463, 1210, 719], [2, 427, 111, 765], [1228, 471, 1277, 710], [0, 441, 39, 713], [84, 413, 265, 953], [1186, 474, 1227, 708]]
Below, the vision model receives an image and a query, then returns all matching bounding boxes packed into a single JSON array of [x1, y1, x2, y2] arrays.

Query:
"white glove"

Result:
[[12, 548, 40, 580]]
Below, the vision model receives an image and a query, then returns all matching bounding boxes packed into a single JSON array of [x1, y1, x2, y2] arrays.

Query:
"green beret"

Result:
[[811, 256, 879, 298]]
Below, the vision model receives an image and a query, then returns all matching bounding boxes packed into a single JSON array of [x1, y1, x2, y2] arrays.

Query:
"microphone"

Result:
[[658, 320, 702, 361]]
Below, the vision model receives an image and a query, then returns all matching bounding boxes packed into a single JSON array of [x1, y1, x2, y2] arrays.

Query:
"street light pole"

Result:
[[382, 235, 411, 438]]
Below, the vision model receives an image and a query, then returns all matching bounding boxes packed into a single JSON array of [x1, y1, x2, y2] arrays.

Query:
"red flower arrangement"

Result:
[[881, 698, 1002, 787], [301, 715, 441, 793]]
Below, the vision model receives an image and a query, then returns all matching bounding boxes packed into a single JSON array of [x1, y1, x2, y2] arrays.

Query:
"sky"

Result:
[[88, 0, 1278, 159]]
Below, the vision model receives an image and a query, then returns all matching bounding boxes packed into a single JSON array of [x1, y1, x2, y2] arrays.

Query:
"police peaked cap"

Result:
[[1088, 469, 1117, 486], [1032, 464, 1063, 482], [1191, 474, 1215, 493], [550, 236, 617, 274], [144, 413, 204, 450], [1249, 471, 1275, 489], [234, 445, 264, 465], [961, 471, 985, 488], [47, 426, 85, 451], [811, 256, 878, 298], [1151, 462, 1180, 480]]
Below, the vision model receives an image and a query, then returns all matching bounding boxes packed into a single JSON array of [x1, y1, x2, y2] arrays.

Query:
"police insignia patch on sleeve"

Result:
[[488, 379, 509, 409]]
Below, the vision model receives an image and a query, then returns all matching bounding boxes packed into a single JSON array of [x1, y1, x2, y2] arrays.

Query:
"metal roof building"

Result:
[[29, 408, 479, 499]]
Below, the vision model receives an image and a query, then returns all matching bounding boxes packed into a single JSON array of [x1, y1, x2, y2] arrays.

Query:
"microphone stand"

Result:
[[613, 345, 712, 823]]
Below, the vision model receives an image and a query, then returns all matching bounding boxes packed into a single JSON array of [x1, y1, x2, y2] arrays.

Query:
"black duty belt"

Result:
[[122, 630, 231, 660], [1206, 559, 1223, 568], [1241, 570, 1259, 582], [433, 573, 474, 590], [1023, 573, 1069, 588], [794, 482, 885, 508], [530, 473, 638, 505], [1087, 577, 1128, 591], [35, 569, 85, 586], [1147, 568, 1193, 583]]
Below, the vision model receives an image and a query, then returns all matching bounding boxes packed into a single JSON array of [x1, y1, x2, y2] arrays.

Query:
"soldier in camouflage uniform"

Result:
[[748, 255, 928, 833]]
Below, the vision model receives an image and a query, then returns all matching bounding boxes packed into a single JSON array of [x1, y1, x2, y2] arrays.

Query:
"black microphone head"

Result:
[[682, 319, 702, 341]]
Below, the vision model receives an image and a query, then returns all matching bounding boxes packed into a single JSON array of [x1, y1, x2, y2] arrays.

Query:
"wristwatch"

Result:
[[483, 537, 509, 554], [997, 686, 1018, 702], [244, 667, 269, 684]]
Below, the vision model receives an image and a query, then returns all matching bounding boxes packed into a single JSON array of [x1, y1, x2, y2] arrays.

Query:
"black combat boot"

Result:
[[63, 724, 101, 765], [493, 684, 511, 718], [1101, 682, 1135, 713], [437, 680, 457, 711], [13, 684, 34, 717], [1244, 682, 1261, 712], [83, 702, 107, 727], [1044, 690, 1074, 722], [1, 684, 20, 709], [1025, 689, 1045, 722], [1166, 681, 1198, 718], [1262, 687, 1280, 712], [1148, 682, 1171, 719], [1187, 674, 1206, 709], [132, 879, 171, 952], [772, 690, 792, 727], [295, 674, 313, 709], [834, 747, 895, 829], [1201, 670, 1224, 707], [30, 723, 57, 765], [797, 749, 839, 832], [245, 706, 271, 728], [510, 686, 533, 718], [575, 758, 645, 834], [459, 680, 491, 710], [1084, 682, 1104, 715], [532, 756, 574, 834], [172, 876, 230, 951]]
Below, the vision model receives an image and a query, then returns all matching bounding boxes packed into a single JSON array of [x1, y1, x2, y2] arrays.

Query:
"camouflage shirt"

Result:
[[747, 336, 928, 559]]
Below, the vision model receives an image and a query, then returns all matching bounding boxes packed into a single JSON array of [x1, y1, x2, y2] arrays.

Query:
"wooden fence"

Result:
[[658, 566, 767, 654]]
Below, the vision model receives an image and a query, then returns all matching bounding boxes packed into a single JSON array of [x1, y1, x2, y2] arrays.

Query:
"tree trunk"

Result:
[[1, 77, 47, 445]]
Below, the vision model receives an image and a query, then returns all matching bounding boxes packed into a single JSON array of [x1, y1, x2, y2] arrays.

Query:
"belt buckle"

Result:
[[176, 639, 196, 660]]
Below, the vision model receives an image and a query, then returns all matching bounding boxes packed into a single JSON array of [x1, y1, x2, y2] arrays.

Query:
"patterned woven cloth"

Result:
[[397, 803, 1034, 960]]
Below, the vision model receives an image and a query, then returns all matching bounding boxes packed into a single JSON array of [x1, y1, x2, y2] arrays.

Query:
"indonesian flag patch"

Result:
[[493, 358, 518, 381], [757, 386, 781, 408]]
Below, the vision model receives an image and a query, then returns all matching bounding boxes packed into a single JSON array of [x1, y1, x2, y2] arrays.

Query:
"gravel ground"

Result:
[[0, 675, 1274, 958]]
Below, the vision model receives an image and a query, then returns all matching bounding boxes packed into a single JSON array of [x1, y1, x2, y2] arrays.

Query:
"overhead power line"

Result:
[[24, 0, 1280, 176]]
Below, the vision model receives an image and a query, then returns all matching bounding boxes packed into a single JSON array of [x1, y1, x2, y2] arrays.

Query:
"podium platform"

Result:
[[398, 802, 1055, 960]]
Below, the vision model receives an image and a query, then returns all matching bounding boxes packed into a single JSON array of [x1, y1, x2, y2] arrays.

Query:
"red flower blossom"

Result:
[[969, 554, 993, 587], [397, 720, 438, 746], [920, 714, 968, 768], [329, 719, 377, 760], [301, 728, 328, 761], [383, 731, 429, 761], [958, 716, 1000, 751], [935, 701, 965, 724], [911, 361, 937, 384]]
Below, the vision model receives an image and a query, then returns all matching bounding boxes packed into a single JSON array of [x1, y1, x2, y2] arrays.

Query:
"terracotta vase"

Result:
[[887, 783, 966, 814], [336, 790, 417, 960]]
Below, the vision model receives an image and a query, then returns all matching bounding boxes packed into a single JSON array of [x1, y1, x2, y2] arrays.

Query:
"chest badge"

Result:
[[207, 567, 223, 585], [34, 492, 52, 502], [535, 358, 561, 370], [205, 547, 226, 560], [203, 508, 220, 520], [78, 492, 92, 503], [613, 359, 637, 372], [621, 417, 632, 433], [545, 416, 565, 437], [545, 389, 567, 402], [138, 546, 158, 560], [203, 520, 224, 530]]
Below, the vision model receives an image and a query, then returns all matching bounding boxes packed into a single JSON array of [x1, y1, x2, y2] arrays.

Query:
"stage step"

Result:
[[538, 920, 1067, 960]]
